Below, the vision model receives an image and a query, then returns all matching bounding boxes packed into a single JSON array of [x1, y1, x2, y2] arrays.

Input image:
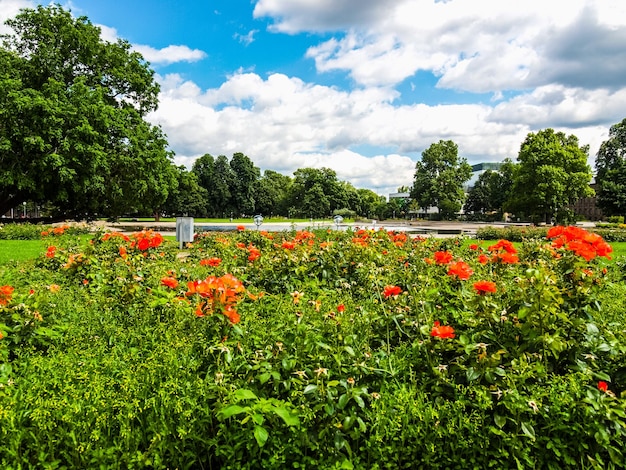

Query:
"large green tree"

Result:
[[595, 118, 626, 220], [256, 170, 292, 217], [287, 168, 345, 218], [192, 154, 234, 217], [163, 166, 208, 217], [410, 140, 472, 219], [0, 5, 174, 217], [510, 129, 593, 224], [229, 152, 260, 216]]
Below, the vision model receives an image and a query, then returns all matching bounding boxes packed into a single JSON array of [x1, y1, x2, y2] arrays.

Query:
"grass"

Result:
[[3, 236, 626, 265], [0, 239, 46, 264]]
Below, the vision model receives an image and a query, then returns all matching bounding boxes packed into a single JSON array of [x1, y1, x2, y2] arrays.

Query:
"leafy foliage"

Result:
[[510, 129, 593, 224], [0, 5, 174, 217], [410, 140, 473, 219], [596, 118, 626, 219], [1, 226, 625, 468]]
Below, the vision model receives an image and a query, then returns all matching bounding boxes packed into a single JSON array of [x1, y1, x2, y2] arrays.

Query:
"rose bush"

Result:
[[0, 226, 624, 468]]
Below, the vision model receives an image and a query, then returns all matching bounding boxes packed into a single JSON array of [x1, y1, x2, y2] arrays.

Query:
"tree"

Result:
[[192, 154, 235, 217], [256, 170, 292, 217], [410, 140, 472, 219], [595, 118, 626, 220], [356, 189, 387, 219], [510, 129, 593, 224], [163, 166, 209, 217], [0, 5, 173, 217], [464, 161, 515, 219], [229, 152, 260, 216], [287, 168, 344, 218]]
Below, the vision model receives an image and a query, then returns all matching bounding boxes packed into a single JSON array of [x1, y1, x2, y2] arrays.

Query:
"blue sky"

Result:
[[2, 0, 626, 196]]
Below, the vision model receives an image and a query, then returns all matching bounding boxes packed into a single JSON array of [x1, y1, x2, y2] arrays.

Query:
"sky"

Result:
[[2, 0, 626, 196]]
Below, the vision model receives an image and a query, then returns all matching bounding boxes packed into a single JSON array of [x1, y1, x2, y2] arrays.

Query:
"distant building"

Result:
[[570, 178, 603, 221]]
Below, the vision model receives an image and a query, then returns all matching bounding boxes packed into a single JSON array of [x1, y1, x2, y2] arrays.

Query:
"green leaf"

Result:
[[218, 405, 247, 419], [466, 367, 481, 382], [353, 395, 365, 409], [521, 422, 536, 440], [338, 393, 349, 409], [234, 389, 258, 401], [254, 425, 269, 447], [258, 372, 271, 384], [494, 414, 506, 429], [344, 346, 355, 356], [273, 406, 300, 427], [303, 384, 318, 394]]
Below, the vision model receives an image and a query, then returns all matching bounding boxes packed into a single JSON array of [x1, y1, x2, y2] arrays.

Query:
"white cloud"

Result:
[[132, 44, 206, 65], [0, 0, 34, 34], [234, 29, 258, 46], [257, 0, 626, 94]]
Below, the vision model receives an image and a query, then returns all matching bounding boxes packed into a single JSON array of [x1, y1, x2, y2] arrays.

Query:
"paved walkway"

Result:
[[102, 219, 597, 238]]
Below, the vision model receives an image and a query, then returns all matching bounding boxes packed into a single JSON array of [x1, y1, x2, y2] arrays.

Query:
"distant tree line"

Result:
[[164, 153, 388, 220], [413, 123, 626, 225]]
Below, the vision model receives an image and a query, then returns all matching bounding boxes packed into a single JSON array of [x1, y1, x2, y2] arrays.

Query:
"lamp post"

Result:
[[253, 215, 264, 231]]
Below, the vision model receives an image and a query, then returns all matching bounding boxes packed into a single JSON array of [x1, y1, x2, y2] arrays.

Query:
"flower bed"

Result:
[[1, 226, 625, 469]]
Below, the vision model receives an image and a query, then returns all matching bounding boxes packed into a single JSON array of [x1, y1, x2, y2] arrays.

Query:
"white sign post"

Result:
[[176, 217, 194, 249]]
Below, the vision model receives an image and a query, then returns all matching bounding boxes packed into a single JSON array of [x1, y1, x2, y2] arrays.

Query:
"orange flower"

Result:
[[131, 230, 163, 251], [119, 246, 127, 258], [161, 276, 179, 289], [45, 246, 57, 258], [282, 241, 296, 250], [137, 238, 151, 251], [383, 285, 402, 298], [102, 232, 131, 242], [547, 226, 612, 261], [473, 280, 497, 295], [469, 243, 480, 251], [49, 284, 61, 293], [237, 225, 246, 231], [447, 261, 473, 280], [248, 245, 261, 262], [186, 274, 245, 324], [495, 252, 519, 264], [0, 285, 15, 306], [200, 257, 222, 267], [477, 253, 490, 264], [295, 230, 315, 241], [434, 251, 453, 265], [488, 240, 517, 254], [41, 230, 50, 237], [337, 304, 345, 313], [431, 321, 455, 339], [598, 380, 608, 392]]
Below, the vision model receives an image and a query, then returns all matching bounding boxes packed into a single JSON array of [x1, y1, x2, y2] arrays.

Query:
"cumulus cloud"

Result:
[[0, 0, 34, 34], [132, 44, 206, 65], [253, 0, 400, 33], [257, 0, 626, 94], [149, 71, 538, 195]]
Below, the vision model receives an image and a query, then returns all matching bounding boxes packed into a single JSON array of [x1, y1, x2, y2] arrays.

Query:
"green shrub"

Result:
[[1, 226, 625, 468]]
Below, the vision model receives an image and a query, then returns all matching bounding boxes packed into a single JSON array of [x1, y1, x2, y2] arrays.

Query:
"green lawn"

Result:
[[3, 237, 626, 265], [0, 239, 46, 264]]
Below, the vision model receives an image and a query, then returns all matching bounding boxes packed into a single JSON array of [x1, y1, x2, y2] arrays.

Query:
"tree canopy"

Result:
[[410, 140, 472, 219], [464, 159, 515, 218], [595, 118, 626, 219], [0, 5, 173, 217], [510, 129, 593, 224]]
